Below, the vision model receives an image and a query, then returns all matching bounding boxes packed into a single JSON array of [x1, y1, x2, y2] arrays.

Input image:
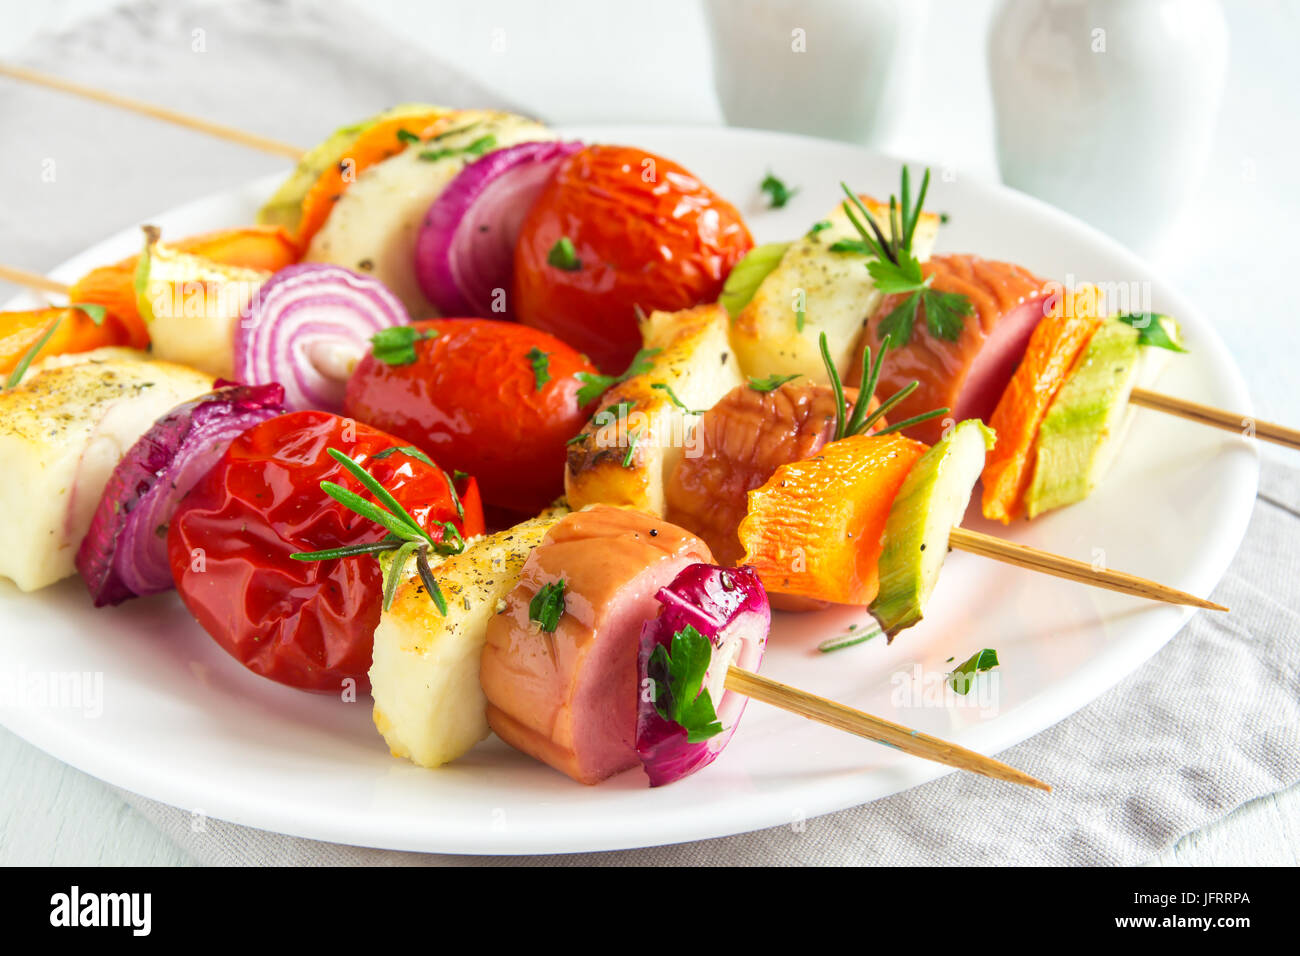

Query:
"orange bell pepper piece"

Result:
[[737, 432, 928, 606], [293, 110, 452, 249], [981, 285, 1104, 523], [0, 306, 133, 377], [65, 225, 300, 349]]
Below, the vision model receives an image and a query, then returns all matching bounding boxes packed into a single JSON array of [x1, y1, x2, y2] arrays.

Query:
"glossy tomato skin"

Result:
[[168, 410, 484, 693], [513, 144, 753, 373], [344, 318, 595, 514]]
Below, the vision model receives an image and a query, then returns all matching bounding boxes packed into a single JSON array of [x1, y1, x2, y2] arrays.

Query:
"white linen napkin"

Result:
[[4, 0, 1297, 865]]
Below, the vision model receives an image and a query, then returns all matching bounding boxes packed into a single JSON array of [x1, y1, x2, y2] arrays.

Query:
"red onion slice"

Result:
[[75, 382, 285, 606], [415, 140, 584, 317], [636, 563, 770, 786], [235, 264, 409, 412]]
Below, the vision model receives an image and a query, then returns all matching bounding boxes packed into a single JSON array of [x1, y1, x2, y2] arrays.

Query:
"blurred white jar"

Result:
[[989, 0, 1228, 250], [704, 0, 925, 144]]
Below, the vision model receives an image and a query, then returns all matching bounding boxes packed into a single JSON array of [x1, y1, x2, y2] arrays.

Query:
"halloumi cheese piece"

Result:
[[731, 195, 939, 382], [0, 350, 213, 591], [565, 303, 744, 517], [370, 509, 566, 769], [305, 111, 553, 316]]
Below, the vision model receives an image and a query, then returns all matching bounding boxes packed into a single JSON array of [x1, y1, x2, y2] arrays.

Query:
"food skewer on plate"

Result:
[[0, 87, 1250, 800], [0, 65, 1290, 454]]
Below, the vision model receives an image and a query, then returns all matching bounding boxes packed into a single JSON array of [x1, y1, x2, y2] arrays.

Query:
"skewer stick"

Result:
[[0, 264, 70, 297], [726, 666, 1050, 791], [949, 527, 1227, 611], [0, 62, 303, 160], [1129, 386, 1300, 451]]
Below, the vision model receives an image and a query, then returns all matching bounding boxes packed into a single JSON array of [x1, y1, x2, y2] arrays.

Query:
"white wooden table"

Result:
[[0, 0, 1296, 866]]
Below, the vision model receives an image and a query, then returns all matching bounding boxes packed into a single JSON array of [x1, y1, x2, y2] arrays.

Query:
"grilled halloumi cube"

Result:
[[369, 509, 567, 769], [0, 350, 214, 591], [304, 110, 553, 316], [565, 303, 744, 517], [731, 195, 939, 382]]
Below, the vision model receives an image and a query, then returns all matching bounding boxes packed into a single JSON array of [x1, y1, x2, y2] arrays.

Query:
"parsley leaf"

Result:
[[574, 348, 661, 405], [922, 290, 974, 342], [371, 326, 438, 365], [529, 580, 566, 633], [748, 372, 801, 393], [395, 128, 421, 145], [622, 428, 640, 468], [1115, 313, 1186, 352], [371, 445, 434, 466], [876, 291, 921, 347], [647, 625, 724, 743], [947, 648, 999, 695], [525, 346, 551, 390], [806, 219, 832, 237], [760, 172, 798, 209], [547, 237, 581, 271]]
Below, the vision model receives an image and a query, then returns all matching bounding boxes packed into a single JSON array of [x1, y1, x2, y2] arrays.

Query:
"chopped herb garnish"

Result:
[[622, 428, 640, 467], [372, 445, 434, 467], [592, 399, 634, 427], [529, 579, 566, 632], [3, 317, 60, 389], [371, 325, 438, 365], [70, 302, 107, 325], [837, 168, 973, 345], [817, 625, 882, 653], [525, 346, 551, 390], [395, 128, 421, 145], [806, 220, 832, 237], [547, 237, 581, 272], [464, 133, 497, 156], [760, 172, 798, 209], [452, 469, 468, 482], [647, 625, 723, 743], [747, 372, 800, 393], [947, 648, 999, 695], [417, 131, 497, 164], [651, 382, 706, 415], [575, 348, 660, 405], [290, 447, 464, 614], [1115, 313, 1186, 353], [442, 468, 465, 519], [796, 306, 807, 332], [565, 432, 588, 446]]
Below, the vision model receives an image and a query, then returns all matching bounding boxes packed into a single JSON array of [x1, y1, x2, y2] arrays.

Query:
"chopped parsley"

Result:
[[395, 128, 421, 145], [760, 172, 798, 209], [575, 348, 661, 405], [371, 326, 438, 365], [1115, 313, 1186, 352], [525, 346, 551, 390], [546, 237, 582, 272], [529, 580, 566, 633], [69, 302, 107, 325], [947, 648, 999, 695], [747, 372, 800, 393], [647, 625, 723, 743], [650, 382, 706, 415]]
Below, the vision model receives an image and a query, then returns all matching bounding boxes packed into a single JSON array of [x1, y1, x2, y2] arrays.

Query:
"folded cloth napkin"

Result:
[[5, 0, 1298, 865]]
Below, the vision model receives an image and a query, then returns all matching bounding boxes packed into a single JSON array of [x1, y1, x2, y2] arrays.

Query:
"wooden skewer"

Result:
[[0, 62, 303, 161], [0, 264, 70, 297], [949, 527, 1227, 611], [1129, 386, 1300, 451], [726, 666, 1050, 791]]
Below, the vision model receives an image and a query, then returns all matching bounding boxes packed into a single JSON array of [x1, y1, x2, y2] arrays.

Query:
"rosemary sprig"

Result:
[[291, 447, 465, 614], [837, 167, 973, 345], [817, 330, 948, 440], [3, 317, 61, 389]]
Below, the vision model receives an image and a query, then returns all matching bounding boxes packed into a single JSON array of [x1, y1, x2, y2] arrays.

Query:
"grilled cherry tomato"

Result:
[[168, 410, 483, 692], [512, 144, 753, 373], [344, 318, 595, 513]]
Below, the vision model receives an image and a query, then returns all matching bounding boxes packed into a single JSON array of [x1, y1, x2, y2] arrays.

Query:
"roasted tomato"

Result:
[[512, 144, 753, 373], [168, 411, 484, 692], [344, 318, 595, 514]]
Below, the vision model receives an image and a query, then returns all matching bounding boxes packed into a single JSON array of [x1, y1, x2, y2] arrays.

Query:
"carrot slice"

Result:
[[980, 284, 1104, 523], [65, 225, 300, 350], [293, 111, 452, 249], [737, 432, 928, 606], [0, 307, 130, 376]]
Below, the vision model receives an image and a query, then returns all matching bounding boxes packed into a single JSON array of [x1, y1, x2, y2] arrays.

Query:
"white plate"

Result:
[[0, 126, 1259, 854]]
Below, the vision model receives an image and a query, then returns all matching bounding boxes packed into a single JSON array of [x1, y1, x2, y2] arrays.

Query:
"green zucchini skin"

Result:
[[870, 420, 995, 638]]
